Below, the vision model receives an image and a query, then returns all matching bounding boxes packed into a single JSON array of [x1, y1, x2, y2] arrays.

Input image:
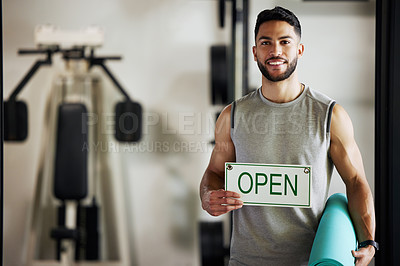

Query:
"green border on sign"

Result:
[[225, 162, 312, 208]]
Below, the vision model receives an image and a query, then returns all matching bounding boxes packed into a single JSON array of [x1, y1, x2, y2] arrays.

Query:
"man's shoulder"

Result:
[[306, 86, 335, 106], [235, 88, 260, 105]]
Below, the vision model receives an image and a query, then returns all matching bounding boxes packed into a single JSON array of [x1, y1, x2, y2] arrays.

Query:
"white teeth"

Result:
[[268, 61, 284, 65]]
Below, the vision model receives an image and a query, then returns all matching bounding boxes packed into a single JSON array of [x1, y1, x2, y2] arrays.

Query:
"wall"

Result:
[[3, 0, 375, 265]]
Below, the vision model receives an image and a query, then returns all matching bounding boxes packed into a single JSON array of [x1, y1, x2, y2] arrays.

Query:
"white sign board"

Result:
[[225, 163, 312, 208]]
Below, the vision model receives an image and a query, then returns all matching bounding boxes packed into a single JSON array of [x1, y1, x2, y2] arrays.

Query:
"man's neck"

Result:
[[260, 75, 303, 103]]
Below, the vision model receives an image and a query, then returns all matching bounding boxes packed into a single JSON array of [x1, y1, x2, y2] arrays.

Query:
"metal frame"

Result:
[[1, 0, 4, 264], [230, 0, 249, 100], [375, 0, 400, 264], [7, 48, 131, 103]]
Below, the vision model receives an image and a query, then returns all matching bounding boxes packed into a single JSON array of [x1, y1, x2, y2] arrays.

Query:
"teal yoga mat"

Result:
[[308, 193, 357, 266]]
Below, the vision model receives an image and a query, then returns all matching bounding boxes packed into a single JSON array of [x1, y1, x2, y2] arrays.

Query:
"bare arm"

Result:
[[330, 104, 376, 265], [200, 104, 243, 216]]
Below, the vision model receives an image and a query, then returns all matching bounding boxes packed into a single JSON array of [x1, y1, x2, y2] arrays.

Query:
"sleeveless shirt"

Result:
[[229, 85, 336, 266]]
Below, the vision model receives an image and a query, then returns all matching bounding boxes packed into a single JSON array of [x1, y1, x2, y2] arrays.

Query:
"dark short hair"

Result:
[[254, 6, 301, 40]]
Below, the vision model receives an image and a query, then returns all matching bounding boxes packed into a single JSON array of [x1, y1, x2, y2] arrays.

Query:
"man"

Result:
[[200, 6, 376, 266]]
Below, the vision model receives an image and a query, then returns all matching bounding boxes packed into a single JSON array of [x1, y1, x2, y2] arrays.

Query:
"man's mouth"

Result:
[[266, 58, 287, 66]]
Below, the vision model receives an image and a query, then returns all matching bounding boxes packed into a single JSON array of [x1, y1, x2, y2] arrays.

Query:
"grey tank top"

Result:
[[229, 85, 335, 266]]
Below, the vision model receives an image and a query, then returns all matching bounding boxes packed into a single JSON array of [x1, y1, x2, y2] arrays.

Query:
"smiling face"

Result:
[[253, 20, 304, 82]]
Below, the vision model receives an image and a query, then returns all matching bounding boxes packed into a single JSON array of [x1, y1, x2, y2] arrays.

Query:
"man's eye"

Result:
[[261, 41, 270, 45], [281, 40, 290, 44]]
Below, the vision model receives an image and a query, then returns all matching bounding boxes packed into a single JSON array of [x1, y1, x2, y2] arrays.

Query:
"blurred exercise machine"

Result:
[[5, 26, 141, 142], [4, 26, 141, 265], [209, 0, 250, 107], [199, 0, 249, 265]]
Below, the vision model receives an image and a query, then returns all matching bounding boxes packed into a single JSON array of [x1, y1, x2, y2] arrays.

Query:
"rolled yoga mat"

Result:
[[308, 193, 357, 266]]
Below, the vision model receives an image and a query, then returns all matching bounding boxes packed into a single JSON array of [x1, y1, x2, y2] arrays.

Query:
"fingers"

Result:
[[212, 189, 242, 199], [202, 189, 243, 216], [352, 247, 375, 266], [210, 189, 241, 198], [207, 203, 243, 217], [352, 250, 364, 266], [352, 250, 361, 259], [209, 194, 243, 206]]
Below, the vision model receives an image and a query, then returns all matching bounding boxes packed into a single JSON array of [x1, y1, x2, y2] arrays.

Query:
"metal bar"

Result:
[[9, 53, 52, 100], [375, 0, 400, 264], [97, 62, 131, 101], [391, 1, 400, 262], [232, 0, 249, 98], [1, 0, 4, 263], [18, 49, 55, 55], [242, 0, 249, 96], [228, 0, 236, 103], [234, 0, 243, 100], [219, 0, 225, 28]]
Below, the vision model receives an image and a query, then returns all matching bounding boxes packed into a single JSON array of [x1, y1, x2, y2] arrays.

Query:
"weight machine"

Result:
[[4, 25, 141, 265], [199, 0, 250, 265]]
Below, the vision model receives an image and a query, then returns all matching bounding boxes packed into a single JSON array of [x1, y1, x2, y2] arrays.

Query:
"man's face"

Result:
[[253, 20, 304, 82]]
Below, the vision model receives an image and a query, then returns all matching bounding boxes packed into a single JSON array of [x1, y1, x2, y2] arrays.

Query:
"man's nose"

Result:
[[269, 44, 282, 57]]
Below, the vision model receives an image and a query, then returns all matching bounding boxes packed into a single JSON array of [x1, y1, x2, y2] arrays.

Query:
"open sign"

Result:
[[225, 163, 312, 208]]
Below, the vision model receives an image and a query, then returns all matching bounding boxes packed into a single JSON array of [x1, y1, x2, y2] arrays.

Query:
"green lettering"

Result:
[[255, 173, 268, 194], [238, 172, 253, 194], [270, 173, 282, 195], [284, 174, 298, 196]]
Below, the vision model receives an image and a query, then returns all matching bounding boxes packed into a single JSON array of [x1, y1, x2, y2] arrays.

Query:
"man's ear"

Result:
[[252, 45, 257, 61], [298, 43, 304, 59]]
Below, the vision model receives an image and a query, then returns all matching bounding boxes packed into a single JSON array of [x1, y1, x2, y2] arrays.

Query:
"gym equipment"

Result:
[[209, 0, 250, 106], [308, 193, 357, 266], [211, 45, 230, 105], [4, 100, 28, 141], [7, 26, 136, 265], [115, 101, 142, 142], [218, 0, 226, 28], [199, 221, 229, 266], [4, 48, 53, 141], [201, 1, 249, 265], [50, 103, 98, 260], [4, 28, 142, 142], [54, 104, 88, 201]]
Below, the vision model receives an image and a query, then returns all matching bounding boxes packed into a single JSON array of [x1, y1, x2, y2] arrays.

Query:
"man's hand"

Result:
[[201, 189, 243, 216], [352, 246, 375, 266]]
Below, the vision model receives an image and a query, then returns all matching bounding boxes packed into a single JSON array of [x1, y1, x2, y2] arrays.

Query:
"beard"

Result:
[[257, 57, 298, 82]]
